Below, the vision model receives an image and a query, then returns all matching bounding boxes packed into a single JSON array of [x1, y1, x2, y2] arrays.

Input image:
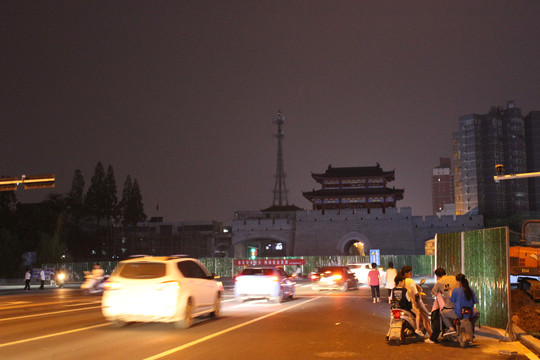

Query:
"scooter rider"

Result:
[[390, 274, 413, 311], [441, 273, 478, 335], [428, 267, 458, 342], [401, 266, 432, 337], [90, 263, 104, 290]]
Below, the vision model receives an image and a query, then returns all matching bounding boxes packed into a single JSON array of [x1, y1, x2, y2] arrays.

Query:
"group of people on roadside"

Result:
[[380, 263, 479, 343], [428, 267, 479, 343], [23, 268, 47, 291]]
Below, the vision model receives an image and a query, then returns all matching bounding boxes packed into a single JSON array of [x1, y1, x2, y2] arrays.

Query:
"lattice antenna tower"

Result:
[[272, 110, 289, 206]]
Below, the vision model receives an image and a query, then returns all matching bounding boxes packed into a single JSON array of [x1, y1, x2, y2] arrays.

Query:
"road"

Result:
[[0, 280, 535, 360]]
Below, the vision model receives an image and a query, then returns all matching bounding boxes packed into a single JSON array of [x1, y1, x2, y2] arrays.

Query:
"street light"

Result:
[[493, 165, 540, 183], [0, 174, 55, 191]]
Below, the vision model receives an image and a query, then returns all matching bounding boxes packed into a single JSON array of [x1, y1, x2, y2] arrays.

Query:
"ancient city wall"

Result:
[[232, 207, 484, 256]]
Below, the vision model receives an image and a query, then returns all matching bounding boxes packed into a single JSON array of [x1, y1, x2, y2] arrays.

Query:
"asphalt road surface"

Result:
[[0, 280, 535, 360]]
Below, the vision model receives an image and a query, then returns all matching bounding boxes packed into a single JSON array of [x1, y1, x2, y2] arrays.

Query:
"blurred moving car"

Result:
[[234, 265, 295, 303], [311, 266, 358, 291], [102, 256, 223, 329], [347, 263, 386, 285]]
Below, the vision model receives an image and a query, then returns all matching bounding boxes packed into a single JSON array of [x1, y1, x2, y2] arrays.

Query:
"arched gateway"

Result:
[[338, 232, 371, 256]]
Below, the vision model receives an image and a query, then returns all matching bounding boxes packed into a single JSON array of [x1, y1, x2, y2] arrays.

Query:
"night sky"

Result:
[[2, 1, 540, 223]]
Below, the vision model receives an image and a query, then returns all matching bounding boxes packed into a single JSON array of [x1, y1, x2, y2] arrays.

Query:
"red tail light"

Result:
[[331, 274, 343, 281], [392, 309, 401, 319], [310, 274, 318, 280], [270, 276, 279, 281], [104, 281, 122, 291], [155, 281, 180, 291]]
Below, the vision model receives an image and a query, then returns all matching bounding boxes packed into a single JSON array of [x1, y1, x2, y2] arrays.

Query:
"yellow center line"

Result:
[[0, 323, 109, 348], [142, 297, 320, 360], [0, 299, 101, 310], [0, 305, 102, 322]]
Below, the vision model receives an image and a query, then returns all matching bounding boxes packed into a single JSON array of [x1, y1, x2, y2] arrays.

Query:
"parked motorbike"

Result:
[[442, 307, 477, 348], [386, 307, 419, 344]]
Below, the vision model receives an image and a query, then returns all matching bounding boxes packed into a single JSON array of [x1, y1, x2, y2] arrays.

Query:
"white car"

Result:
[[234, 265, 295, 303], [347, 263, 386, 286], [102, 256, 223, 329]]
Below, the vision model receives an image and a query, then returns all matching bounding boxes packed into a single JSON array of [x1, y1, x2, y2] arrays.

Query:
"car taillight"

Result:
[[155, 281, 180, 291], [270, 276, 279, 281], [104, 281, 122, 291], [310, 274, 318, 280], [216, 281, 224, 291], [331, 274, 343, 281], [392, 309, 401, 319]]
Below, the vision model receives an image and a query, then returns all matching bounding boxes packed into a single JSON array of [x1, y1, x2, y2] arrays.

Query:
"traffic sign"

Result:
[[370, 249, 380, 266]]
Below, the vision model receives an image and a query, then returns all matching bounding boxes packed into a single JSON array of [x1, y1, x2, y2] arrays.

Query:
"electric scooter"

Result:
[[442, 307, 478, 348], [386, 278, 428, 345]]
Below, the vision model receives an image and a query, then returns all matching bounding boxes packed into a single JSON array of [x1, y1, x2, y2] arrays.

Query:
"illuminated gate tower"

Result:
[[302, 163, 404, 212], [302, 164, 404, 255]]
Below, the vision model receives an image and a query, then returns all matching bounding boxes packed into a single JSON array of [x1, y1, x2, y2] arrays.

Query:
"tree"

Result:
[[0, 228, 20, 278], [0, 189, 18, 230], [132, 179, 146, 224], [119, 176, 146, 228], [104, 165, 118, 224], [66, 169, 85, 226], [85, 162, 107, 232]]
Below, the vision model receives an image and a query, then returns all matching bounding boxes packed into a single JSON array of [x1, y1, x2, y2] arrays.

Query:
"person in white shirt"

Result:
[[385, 262, 398, 303], [24, 269, 31, 291], [39, 269, 45, 290]]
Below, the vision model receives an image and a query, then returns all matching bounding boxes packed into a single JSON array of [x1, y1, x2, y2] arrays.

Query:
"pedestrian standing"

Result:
[[24, 269, 31, 291], [385, 262, 398, 303], [39, 268, 45, 290], [368, 263, 381, 303]]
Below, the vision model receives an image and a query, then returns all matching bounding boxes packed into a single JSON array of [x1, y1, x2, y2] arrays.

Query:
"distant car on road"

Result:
[[234, 265, 296, 303], [102, 256, 223, 329], [311, 266, 358, 292], [347, 263, 386, 286]]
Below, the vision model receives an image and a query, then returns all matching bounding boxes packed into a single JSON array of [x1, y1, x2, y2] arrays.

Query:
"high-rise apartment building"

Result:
[[431, 158, 454, 215], [524, 111, 540, 211], [454, 101, 529, 219]]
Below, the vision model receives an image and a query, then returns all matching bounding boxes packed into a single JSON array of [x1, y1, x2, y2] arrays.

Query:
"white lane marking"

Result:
[[0, 305, 102, 322], [0, 323, 109, 348], [0, 299, 100, 310], [0, 301, 30, 305], [64, 301, 102, 307], [142, 297, 320, 360]]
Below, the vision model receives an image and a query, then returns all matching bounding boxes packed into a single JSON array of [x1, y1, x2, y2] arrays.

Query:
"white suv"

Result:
[[347, 263, 386, 285], [102, 256, 223, 329]]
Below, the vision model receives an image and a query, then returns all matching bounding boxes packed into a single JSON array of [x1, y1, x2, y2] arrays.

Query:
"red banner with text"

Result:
[[234, 259, 306, 266]]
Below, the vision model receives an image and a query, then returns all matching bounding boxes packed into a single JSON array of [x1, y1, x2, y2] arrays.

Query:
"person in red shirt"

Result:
[[368, 263, 381, 303]]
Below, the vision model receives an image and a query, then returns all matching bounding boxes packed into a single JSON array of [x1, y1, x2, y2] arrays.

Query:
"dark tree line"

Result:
[[0, 162, 146, 278]]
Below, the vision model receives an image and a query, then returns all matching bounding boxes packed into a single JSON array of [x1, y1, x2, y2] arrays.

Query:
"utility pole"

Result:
[[272, 110, 289, 206]]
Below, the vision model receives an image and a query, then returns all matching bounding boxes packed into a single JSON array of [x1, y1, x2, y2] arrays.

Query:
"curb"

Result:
[[483, 324, 540, 357], [514, 324, 540, 356]]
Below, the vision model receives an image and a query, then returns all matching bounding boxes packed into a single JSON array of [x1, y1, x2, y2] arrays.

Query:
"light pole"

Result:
[[0, 174, 55, 191]]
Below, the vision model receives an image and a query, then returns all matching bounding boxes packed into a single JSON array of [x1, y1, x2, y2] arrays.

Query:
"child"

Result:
[[390, 274, 413, 311], [368, 262, 381, 303]]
